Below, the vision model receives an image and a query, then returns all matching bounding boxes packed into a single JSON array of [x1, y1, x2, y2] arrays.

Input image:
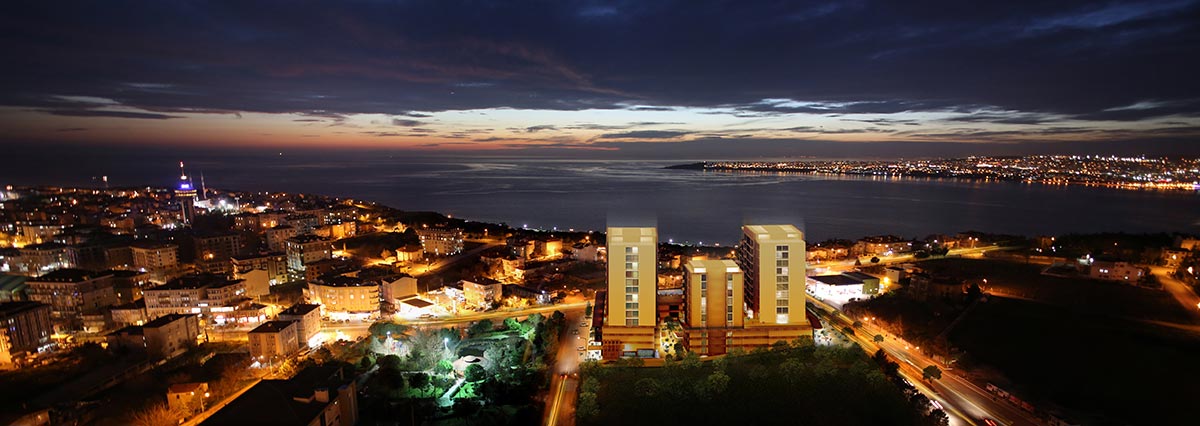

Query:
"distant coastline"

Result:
[[665, 157, 1200, 192]]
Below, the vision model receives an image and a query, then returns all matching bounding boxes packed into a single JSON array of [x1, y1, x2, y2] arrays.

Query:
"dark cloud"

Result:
[[596, 130, 692, 139], [47, 109, 179, 120], [391, 118, 426, 127], [0, 0, 1198, 149], [525, 124, 558, 132]]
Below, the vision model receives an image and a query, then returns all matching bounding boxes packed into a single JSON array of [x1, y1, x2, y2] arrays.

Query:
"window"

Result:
[[626, 319, 639, 326], [625, 302, 638, 309], [776, 267, 788, 275], [776, 306, 789, 314], [625, 262, 637, 270], [625, 293, 638, 302], [625, 310, 638, 318], [625, 246, 638, 254]]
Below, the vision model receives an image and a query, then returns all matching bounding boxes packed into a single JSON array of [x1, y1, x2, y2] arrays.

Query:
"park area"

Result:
[[578, 342, 950, 426], [356, 312, 568, 425]]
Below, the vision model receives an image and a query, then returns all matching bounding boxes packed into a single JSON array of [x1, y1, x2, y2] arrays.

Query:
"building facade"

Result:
[[682, 259, 744, 355], [277, 303, 321, 343], [285, 235, 333, 281], [248, 320, 300, 361], [0, 301, 52, 363], [26, 269, 116, 331], [306, 276, 379, 320], [416, 227, 464, 256], [601, 227, 658, 358]]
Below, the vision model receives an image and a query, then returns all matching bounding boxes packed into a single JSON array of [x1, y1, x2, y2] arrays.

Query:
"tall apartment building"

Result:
[[736, 225, 807, 325], [130, 241, 180, 283], [0, 301, 53, 363], [192, 231, 243, 274], [265, 225, 299, 252], [683, 259, 743, 355], [306, 276, 379, 320], [26, 269, 116, 331], [415, 227, 464, 256], [601, 227, 658, 358], [285, 235, 333, 281]]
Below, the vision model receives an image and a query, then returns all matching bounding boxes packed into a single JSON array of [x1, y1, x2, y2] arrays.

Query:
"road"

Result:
[[1150, 266, 1200, 324], [545, 308, 588, 426], [319, 301, 591, 340], [810, 296, 1044, 426]]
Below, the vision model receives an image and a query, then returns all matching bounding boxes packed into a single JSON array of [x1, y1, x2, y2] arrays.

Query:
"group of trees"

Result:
[[871, 349, 949, 425], [580, 341, 950, 425]]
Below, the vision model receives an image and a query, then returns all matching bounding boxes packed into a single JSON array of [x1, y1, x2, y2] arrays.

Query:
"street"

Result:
[[809, 295, 1044, 426], [544, 308, 588, 426]]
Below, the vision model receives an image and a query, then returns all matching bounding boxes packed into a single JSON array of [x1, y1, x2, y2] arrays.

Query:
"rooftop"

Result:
[[287, 234, 330, 244], [200, 366, 351, 426], [743, 224, 803, 241], [150, 274, 244, 291], [0, 301, 49, 317], [249, 320, 296, 334], [278, 303, 320, 316], [30, 268, 110, 283], [311, 275, 374, 287], [809, 274, 864, 286], [144, 313, 197, 328]]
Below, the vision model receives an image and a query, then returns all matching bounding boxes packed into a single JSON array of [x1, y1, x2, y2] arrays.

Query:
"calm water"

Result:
[[5, 151, 1199, 244]]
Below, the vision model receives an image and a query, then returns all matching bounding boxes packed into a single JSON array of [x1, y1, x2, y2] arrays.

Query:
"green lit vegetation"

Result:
[[357, 311, 568, 425], [579, 341, 949, 426]]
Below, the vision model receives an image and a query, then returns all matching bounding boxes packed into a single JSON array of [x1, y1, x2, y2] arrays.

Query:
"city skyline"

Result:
[[1, 1, 1199, 157]]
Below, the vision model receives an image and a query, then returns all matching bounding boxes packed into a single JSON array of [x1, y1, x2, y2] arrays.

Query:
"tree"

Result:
[[922, 365, 942, 381], [870, 256, 880, 264], [852, 320, 863, 328], [874, 334, 885, 343], [705, 370, 730, 395], [358, 353, 377, 369], [577, 391, 599, 419], [503, 317, 522, 332], [128, 403, 181, 426], [435, 359, 453, 375], [310, 347, 333, 365], [842, 326, 855, 336], [468, 319, 494, 337], [581, 376, 600, 394], [378, 354, 402, 371], [634, 377, 661, 397], [369, 322, 411, 339], [408, 372, 430, 390], [454, 399, 481, 417], [680, 351, 701, 369], [465, 364, 487, 382]]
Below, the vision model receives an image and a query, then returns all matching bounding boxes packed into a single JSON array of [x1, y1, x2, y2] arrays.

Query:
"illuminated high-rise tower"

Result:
[[175, 162, 197, 226], [601, 226, 658, 358]]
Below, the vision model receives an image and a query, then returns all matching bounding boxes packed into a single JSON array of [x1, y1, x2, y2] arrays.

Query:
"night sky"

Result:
[[1, 0, 1198, 157]]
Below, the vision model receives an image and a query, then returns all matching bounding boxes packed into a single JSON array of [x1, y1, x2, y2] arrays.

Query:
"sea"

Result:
[[5, 149, 1199, 244]]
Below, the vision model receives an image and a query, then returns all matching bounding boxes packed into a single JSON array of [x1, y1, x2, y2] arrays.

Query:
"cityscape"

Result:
[[676, 155, 1200, 191], [2, 2, 1200, 426]]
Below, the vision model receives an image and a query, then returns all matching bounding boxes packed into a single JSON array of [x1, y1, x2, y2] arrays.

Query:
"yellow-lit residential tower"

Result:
[[602, 227, 658, 357], [737, 224, 808, 325], [683, 259, 743, 355]]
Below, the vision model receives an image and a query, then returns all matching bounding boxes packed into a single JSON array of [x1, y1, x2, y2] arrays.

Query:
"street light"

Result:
[[443, 337, 449, 351]]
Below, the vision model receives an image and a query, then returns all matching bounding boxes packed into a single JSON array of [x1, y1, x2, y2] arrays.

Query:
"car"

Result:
[[930, 400, 942, 410], [577, 346, 585, 351], [983, 419, 998, 426], [571, 329, 579, 335]]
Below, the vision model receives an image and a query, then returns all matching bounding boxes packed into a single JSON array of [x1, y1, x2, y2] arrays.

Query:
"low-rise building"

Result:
[[109, 299, 147, 327], [248, 320, 300, 361], [26, 269, 116, 331], [142, 274, 247, 320], [167, 382, 209, 416], [1089, 260, 1147, 282], [200, 366, 358, 426], [306, 276, 379, 320], [277, 303, 321, 343], [380, 275, 418, 306], [232, 252, 288, 297], [461, 279, 502, 309], [106, 313, 200, 359], [107, 269, 152, 304], [853, 235, 912, 257], [13, 243, 77, 276]]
